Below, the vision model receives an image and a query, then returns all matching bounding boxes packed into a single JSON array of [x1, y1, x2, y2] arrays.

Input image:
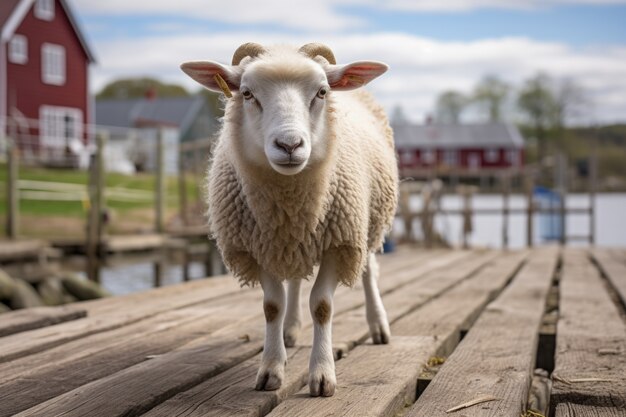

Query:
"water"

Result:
[[395, 193, 626, 249], [100, 193, 625, 295], [100, 261, 209, 296]]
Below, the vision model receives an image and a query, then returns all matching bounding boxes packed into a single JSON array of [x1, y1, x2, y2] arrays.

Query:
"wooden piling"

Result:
[[589, 153, 597, 245], [501, 172, 510, 249], [6, 139, 19, 239], [155, 128, 165, 234], [525, 170, 535, 248], [86, 132, 107, 283]]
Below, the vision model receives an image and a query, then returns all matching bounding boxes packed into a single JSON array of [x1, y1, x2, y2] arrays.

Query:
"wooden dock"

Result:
[[1, 247, 625, 417]]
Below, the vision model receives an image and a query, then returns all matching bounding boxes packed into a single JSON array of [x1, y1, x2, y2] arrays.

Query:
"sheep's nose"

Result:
[[274, 138, 303, 155]]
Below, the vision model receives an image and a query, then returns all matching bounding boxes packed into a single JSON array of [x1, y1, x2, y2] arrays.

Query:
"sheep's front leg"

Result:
[[363, 253, 390, 344], [283, 278, 302, 347], [255, 272, 287, 391], [309, 254, 339, 397]]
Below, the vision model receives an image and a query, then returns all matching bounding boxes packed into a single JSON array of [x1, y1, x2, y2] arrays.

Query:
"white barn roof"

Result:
[[393, 123, 525, 150]]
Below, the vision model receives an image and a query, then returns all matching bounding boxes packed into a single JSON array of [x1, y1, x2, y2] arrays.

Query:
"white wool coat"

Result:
[[207, 90, 398, 286]]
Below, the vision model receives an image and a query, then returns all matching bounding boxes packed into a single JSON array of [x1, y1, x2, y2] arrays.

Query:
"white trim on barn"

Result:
[[41, 42, 65, 85]]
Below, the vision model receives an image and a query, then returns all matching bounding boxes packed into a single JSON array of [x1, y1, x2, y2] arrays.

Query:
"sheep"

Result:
[[181, 43, 398, 397]]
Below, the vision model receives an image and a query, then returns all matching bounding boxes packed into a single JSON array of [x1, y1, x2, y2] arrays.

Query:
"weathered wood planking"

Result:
[[0, 239, 46, 261], [268, 337, 438, 417], [392, 250, 528, 356], [14, 251, 459, 417], [406, 248, 559, 417], [0, 305, 86, 337], [328, 250, 500, 351], [591, 248, 626, 309], [556, 403, 626, 417], [264, 253, 526, 417], [0, 290, 264, 416], [145, 252, 516, 417], [551, 250, 626, 412], [0, 275, 245, 363]]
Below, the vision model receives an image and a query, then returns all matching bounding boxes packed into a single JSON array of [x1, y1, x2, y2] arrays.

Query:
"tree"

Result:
[[473, 75, 509, 123], [435, 91, 467, 124], [390, 105, 410, 125], [96, 77, 189, 99], [517, 73, 556, 163]]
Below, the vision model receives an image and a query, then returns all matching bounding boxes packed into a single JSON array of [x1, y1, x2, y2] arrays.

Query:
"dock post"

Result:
[[525, 169, 534, 248], [589, 152, 597, 245], [155, 128, 165, 234], [501, 172, 510, 250], [153, 128, 166, 287], [6, 139, 19, 239], [86, 132, 107, 283], [556, 154, 568, 246]]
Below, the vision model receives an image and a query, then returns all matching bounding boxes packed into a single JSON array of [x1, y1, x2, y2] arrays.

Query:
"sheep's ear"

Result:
[[180, 61, 240, 96], [325, 61, 388, 91]]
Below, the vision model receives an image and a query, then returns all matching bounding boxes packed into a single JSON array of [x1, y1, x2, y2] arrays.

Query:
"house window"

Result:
[[35, 0, 55, 21], [9, 35, 28, 64], [506, 149, 520, 166], [468, 153, 480, 171], [40, 106, 83, 149], [399, 149, 415, 166], [41, 43, 65, 85], [485, 148, 499, 163], [443, 149, 457, 166], [422, 149, 435, 164]]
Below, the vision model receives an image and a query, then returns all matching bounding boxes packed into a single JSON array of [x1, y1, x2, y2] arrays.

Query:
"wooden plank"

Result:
[[0, 240, 46, 261], [263, 253, 526, 417], [406, 247, 559, 417], [551, 249, 626, 411], [0, 290, 263, 416], [0, 276, 243, 363], [268, 337, 437, 417], [143, 251, 509, 417], [392, 250, 528, 355], [328, 250, 501, 351], [0, 305, 86, 337], [556, 403, 626, 417], [13, 251, 470, 417], [104, 234, 167, 253], [591, 248, 626, 308]]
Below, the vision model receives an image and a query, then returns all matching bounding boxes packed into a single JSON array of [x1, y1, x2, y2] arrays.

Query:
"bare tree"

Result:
[[473, 75, 509, 123], [435, 90, 467, 124], [517, 73, 556, 163]]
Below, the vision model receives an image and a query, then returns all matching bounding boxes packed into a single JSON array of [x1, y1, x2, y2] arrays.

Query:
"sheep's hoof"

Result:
[[309, 371, 336, 397], [370, 322, 391, 345], [255, 366, 284, 391]]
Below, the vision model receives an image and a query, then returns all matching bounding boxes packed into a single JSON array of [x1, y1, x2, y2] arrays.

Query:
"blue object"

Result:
[[534, 186, 562, 242], [382, 236, 396, 253]]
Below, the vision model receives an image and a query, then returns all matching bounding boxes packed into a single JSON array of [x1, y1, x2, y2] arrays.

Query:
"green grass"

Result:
[[0, 164, 201, 217]]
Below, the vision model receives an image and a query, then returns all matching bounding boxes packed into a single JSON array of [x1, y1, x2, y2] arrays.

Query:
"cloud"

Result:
[[90, 32, 626, 124], [76, 0, 364, 32], [75, 0, 626, 32]]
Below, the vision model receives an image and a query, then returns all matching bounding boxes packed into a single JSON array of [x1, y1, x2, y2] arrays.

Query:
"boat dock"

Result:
[[1, 247, 625, 416]]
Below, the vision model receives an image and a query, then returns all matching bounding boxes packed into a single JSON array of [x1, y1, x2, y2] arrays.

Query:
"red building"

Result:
[[393, 123, 525, 178], [0, 0, 95, 164]]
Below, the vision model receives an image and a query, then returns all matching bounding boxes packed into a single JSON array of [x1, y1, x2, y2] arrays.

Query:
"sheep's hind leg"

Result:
[[363, 253, 390, 344], [283, 278, 302, 347], [255, 272, 287, 391], [308, 253, 339, 397]]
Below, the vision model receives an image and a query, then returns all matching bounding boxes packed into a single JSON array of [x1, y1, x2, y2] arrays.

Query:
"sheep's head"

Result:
[[181, 43, 388, 176]]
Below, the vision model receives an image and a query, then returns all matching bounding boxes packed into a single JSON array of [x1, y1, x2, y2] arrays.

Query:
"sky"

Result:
[[73, 0, 626, 125]]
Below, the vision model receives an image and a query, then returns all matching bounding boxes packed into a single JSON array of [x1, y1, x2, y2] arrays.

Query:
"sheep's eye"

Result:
[[317, 87, 328, 99], [242, 90, 254, 100]]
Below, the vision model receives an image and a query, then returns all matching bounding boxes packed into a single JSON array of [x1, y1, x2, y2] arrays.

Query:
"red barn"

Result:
[[0, 0, 95, 165], [393, 122, 525, 178]]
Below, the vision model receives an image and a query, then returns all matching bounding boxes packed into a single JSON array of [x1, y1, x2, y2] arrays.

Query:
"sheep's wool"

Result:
[[208, 87, 397, 287]]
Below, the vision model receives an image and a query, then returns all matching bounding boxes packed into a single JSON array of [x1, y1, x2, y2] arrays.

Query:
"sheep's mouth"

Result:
[[276, 161, 305, 167]]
